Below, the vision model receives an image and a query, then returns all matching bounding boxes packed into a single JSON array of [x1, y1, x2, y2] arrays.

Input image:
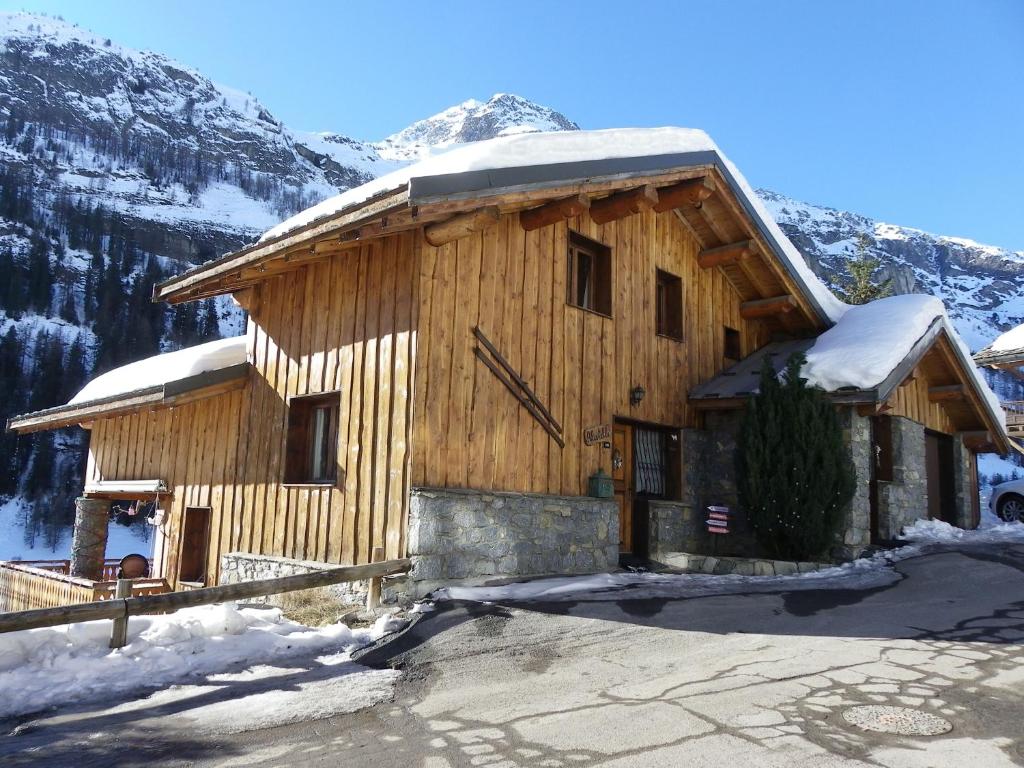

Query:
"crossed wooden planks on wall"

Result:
[[472, 326, 565, 448]]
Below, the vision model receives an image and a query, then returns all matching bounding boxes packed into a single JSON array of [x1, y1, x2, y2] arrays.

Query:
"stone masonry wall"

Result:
[[952, 436, 977, 529], [408, 488, 619, 597], [834, 408, 872, 560], [877, 416, 927, 539], [219, 552, 410, 607]]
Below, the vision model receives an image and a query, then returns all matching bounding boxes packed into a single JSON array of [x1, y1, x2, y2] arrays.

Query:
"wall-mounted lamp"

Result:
[[630, 385, 646, 407]]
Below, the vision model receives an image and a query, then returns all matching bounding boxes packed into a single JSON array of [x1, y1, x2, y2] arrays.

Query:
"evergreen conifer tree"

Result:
[[837, 233, 892, 305], [736, 353, 856, 560]]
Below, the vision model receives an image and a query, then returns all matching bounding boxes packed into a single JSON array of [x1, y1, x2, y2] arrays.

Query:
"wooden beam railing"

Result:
[[0, 557, 412, 647]]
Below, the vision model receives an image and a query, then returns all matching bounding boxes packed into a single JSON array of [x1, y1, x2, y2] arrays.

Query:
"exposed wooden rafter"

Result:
[[697, 240, 755, 269], [652, 177, 715, 213], [928, 384, 966, 402], [589, 185, 659, 225], [739, 294, 797, 319], [424, 206, 500, 247], [519, 194, 590, 231]]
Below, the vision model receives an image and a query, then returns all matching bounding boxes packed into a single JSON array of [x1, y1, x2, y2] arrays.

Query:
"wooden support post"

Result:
[[652, 177, 715, 212], [366, 546, 385, 611], [519, 194, 590, 231], [109, 578, 131, 649], [588, 185, 659, 225], [424, 206, 500, 247], [698, 240, 755, 269], [928, 384, 966, 402], [739, 294, 797, 319]]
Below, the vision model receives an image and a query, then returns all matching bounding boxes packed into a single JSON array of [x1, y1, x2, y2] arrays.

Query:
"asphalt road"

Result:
[[3, 542, 1024, 767]]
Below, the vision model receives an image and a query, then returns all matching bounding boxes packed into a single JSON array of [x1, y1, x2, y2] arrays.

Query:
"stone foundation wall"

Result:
[[952, 437, 977, 529], [877, 416, 927, 539], [407, 488, 619, 597], [647, 500, 701, 559], [219, 552, 409, 606], [658, 551, 831, 577]]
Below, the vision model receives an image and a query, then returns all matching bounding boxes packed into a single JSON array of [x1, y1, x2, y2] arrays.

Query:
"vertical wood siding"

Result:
[[411, 207, 771, 496], [87, 234, 416, 584]]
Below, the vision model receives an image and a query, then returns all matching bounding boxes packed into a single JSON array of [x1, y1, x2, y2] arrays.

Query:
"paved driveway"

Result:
[[3, 542, 1024, 767]]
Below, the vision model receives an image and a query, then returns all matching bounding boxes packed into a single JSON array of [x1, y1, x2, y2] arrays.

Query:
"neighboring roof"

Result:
[[974, 322, 1024, 367], [157, 127, 847, 324], [692, 294, 1007, 448], [7, 336, 249, 434]]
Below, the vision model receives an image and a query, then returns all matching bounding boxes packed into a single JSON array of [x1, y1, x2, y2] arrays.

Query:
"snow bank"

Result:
[[259, 127, 846, 322], [901, 517, 1024, 544], [989, 322, 1024, 353], [0, 602, 404, 718], [69, 335, 247, 405]]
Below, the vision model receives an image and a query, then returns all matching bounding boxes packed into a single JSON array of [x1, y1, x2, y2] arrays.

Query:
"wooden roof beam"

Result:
[[698, 240, 755, 269], [929, 384, 966, 402], [519, 194, 590, 231], [424, 206, 500, 247], [739, 294, 797, 319], [652, 177, 715, 213], [589, 185, 659, 225]]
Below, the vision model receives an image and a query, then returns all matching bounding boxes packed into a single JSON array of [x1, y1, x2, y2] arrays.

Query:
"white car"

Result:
[[990, 478, 1024, 522]]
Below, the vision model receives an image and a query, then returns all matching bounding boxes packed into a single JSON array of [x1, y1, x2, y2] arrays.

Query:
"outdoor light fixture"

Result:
[[630, 385, 646, 406]]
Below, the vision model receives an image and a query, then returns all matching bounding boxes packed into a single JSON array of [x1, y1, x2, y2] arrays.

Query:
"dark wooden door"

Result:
[[179, 506, 211, 584], [612, 422, 634, 554], [925, 431, 956, 523]]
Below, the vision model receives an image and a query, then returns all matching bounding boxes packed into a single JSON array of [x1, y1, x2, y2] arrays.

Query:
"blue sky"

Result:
[[5, 0, 1023, 250]]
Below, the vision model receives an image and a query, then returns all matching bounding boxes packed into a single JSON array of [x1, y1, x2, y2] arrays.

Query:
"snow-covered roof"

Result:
[[692, 294, 1006, 439], [258, 127, 848, 324], [980, 323, 1024, 358], [70, 336, 248, 405]]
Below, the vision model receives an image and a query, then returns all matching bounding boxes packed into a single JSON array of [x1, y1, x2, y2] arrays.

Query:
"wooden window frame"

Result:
[[655, 268, 684, 341], [723, 326, 742, 361], [284, 391, 341, 486], [566, 231, 612, 317]]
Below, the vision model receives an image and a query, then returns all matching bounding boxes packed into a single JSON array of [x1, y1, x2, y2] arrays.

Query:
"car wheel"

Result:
[[997, 494, 1024, 523]]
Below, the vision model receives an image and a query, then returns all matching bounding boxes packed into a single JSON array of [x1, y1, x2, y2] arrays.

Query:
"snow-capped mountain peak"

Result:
[[375, 92, 579, 161]]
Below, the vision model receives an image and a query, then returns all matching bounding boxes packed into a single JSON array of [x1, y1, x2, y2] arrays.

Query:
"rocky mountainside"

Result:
[[0, 12, 1020, 554]]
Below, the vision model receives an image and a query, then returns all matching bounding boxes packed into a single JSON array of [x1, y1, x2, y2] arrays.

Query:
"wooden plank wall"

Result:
[[411, 207, 771, 497], [86, 233, 416, 584], [887, 365, 957, 435]]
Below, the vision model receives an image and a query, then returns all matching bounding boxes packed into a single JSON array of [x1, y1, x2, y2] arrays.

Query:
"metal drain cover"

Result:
[[842, 705, 952, 736]]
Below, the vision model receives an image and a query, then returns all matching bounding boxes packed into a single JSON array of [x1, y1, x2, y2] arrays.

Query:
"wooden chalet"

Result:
[[974, 325, 1024, 443], [5, 128, 1009, 599]]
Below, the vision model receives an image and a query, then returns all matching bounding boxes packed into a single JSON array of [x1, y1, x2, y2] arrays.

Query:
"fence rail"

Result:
[[0, 557, 412, 646]]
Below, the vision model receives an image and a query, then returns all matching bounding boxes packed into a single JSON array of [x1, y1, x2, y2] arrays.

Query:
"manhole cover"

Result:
[[842, 705, 952, 736]]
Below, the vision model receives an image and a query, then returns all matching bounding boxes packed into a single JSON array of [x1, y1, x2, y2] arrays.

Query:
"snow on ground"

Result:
[[0, 602, 405, 720], [0, 496, 153, 561], [434, 519, 1024, 605]]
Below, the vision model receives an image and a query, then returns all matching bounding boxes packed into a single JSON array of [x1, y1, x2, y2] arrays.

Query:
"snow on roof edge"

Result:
[[68, 336, 248, 407]]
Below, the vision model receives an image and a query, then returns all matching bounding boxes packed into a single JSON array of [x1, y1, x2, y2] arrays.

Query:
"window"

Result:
[[723, 326, 742, 361], [285, 392, 340, 484], [655, 269, 683, 340], [567, 231, 612, 316]]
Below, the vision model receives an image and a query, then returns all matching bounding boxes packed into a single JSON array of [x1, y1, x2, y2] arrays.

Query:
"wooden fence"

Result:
[[0, 557, 411, 648], [0, 560, 171, 612]]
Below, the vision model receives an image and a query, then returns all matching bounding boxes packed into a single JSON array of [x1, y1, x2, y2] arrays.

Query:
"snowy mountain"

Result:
[[374, 93, 580, 161], [760, 191, 1024, 352], [0, 11, 1020, 556]]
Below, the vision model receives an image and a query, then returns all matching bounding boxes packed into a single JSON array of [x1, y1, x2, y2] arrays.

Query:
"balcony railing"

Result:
[[1004, 401, 1024, 434], [0, 559, 170, 612]]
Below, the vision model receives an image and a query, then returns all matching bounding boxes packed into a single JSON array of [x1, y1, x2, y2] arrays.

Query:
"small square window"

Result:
[[655, 269, 683, 340], [723, 327, 742, 361], [285, 392, 340, 484], [567, 231, 612, 316]]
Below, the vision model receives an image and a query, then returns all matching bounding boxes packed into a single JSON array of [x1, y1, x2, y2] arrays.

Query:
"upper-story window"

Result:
[[655, 269, 683, 340], [284, 392, 340, 484], [567, 231, 612, 316], [723, 326, 742, 361]]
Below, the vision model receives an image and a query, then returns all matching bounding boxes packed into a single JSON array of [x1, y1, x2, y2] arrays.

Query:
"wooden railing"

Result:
[[1004, 401, 1024, 434], [0, 560, 170, 612], [0, 557, 412, 648]]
